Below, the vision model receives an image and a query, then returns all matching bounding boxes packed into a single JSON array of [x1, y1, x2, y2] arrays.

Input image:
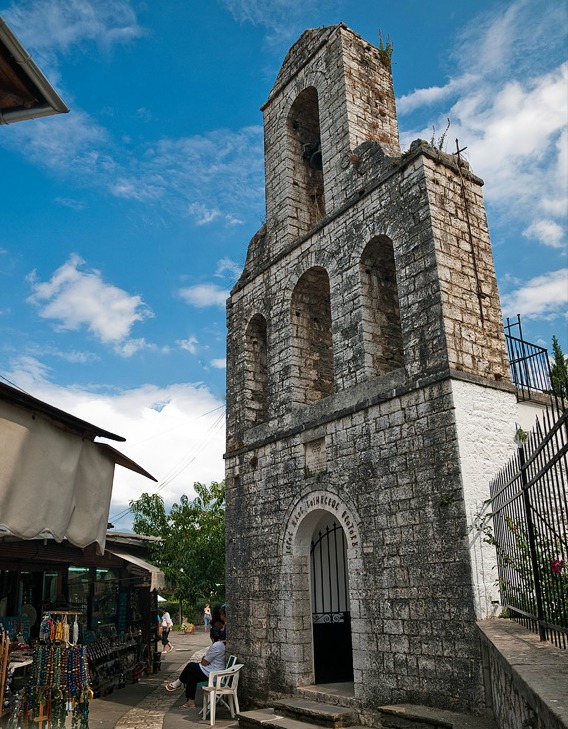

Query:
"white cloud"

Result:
[[1, 0, 144, 108], [114, 338, 158, 358], [57, 350, 97, 364], [462, 67, 567, 234], [3, 358, 226, 530], [211, 358, 227, 369], [4, 0, 144, 55], [179, 284, 229, 309], [55, 197, 87, 211], [177, 336, 199, 354], [6, 355, 52, 383], [27, 254, 153, 343], [188, 203, 221, 226], [0, 110, 110, 172], [398, 1, 568, 250], [220, 0, 338, 43], [452, 0, 566, 80], [215, 257, 243, 280], [109, 178, 164, 203], [523, 220, 565, 249], [27, 343, 99, 365], [397, 76, 474, 116], [225, 214, 245, 225], [501, 269, 568, 320], [127, 127, 265, 222], [0, 0, 265, 229]]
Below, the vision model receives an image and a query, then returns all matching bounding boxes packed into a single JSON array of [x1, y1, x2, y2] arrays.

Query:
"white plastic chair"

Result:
[[202, 663, 244, 725], [198, 655, 237, 715]]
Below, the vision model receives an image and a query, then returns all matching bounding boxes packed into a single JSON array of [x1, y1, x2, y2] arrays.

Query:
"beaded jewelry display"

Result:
[[12, 644, 92, 729], [34, 646, 48, 687], [71, 686, 92, 729], [6, 688, 23, 729], [50, 687, 67, 729]]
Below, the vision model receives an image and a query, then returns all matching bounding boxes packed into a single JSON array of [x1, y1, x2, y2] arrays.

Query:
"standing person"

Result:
[[161, 610, 174, 653], [177, 626, 225, 709], [203, 602, 211, 631]]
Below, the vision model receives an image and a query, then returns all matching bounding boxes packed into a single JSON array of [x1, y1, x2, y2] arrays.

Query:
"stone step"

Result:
[[238, 707, 363, 729], [273, 698, 359, 728], [296, 685, 358, 710], [378, 704, 496, 729], [238, 703, 496, 729]]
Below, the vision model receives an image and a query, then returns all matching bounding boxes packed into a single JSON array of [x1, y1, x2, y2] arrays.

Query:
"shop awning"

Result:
[[0, 383, 156, 554], [105, 548, 166, 592]]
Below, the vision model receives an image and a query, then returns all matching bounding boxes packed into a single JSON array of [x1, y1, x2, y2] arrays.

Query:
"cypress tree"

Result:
[[550, 335, 568, 398]]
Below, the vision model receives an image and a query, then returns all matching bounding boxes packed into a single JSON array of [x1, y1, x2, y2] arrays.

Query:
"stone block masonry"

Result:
[[225, 23, 517, 719]]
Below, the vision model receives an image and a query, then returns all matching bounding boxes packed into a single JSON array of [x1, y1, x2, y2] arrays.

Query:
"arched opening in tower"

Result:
[[287, 87, 326, 233], [291, 267, 334, 404], [360, 236, 404, 377], [244, 313, 268, 424]]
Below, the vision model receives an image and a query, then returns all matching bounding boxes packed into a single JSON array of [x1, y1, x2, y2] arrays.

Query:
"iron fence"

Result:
[[488, 402, 568, 648], [504, 315, 553, 400]]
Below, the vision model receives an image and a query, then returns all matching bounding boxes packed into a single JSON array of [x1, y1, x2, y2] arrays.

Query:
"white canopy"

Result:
[[0, 387, 155, 554], [105, 548, 166, 592]]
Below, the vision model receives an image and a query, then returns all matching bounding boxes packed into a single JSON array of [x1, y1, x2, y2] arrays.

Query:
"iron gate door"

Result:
[[311, 523, 353, 683]]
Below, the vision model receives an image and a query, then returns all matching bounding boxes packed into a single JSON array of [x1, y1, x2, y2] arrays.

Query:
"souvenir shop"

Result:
[[0, 533, 164, 727], [0, 378, 161, 726]]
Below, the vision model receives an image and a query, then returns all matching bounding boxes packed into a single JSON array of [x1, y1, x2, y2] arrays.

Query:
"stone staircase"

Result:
[[237, 696, 496, 729], [238, 699, 362, 729]]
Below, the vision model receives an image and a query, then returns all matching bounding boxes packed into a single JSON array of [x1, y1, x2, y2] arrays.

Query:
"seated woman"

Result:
[[211, 605, 226, 642], [166, 626, 226, 709]]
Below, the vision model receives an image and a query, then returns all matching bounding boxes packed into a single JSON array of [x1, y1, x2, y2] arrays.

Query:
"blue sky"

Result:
[[0, 0, 566, 530]]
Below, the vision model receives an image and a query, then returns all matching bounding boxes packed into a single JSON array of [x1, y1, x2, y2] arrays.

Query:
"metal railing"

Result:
[[504, 315, 553, 400], [488, 402, 568, 648]]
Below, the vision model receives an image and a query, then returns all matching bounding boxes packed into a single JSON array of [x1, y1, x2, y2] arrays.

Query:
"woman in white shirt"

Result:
[[176, 626, 226, 709], [161, 611, 174, 653]]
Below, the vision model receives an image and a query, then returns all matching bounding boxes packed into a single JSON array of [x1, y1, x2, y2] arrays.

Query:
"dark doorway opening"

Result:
[[311, 521, 353, 683]]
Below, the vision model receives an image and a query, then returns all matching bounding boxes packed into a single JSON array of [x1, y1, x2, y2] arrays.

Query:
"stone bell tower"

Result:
[[225, 24, 517, 717]]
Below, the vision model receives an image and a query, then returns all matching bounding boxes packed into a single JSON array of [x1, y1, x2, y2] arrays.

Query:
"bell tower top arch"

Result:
[[261, 24, 400, 254]]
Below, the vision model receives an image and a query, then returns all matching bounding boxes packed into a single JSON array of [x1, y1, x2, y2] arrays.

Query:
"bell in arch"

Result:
[[303, 140, 323, 171]]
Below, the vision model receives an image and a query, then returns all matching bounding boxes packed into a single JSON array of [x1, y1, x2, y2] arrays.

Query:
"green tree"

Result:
[[550, 336, 568, 398], [130, 481, 225, 611]]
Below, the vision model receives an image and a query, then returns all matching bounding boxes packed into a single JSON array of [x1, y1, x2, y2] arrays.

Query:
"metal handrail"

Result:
[[504, 315, 554, 400]]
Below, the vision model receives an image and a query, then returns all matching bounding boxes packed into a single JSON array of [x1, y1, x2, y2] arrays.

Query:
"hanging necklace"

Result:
[[62, 615, 70, 645], [55, 618, 64, 643]]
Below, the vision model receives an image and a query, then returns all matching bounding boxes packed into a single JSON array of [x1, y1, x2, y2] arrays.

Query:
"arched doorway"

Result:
[[310, 515, 353, 683]]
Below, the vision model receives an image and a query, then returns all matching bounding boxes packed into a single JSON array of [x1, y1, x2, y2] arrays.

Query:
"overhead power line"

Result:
[[108, 407, 226, 524]]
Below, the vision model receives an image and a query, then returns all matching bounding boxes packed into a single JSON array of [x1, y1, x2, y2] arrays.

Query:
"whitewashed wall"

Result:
[[451, 379, 519, 618]]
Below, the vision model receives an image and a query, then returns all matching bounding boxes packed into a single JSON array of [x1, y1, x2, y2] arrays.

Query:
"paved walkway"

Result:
[[88, 630, 239, 729]]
